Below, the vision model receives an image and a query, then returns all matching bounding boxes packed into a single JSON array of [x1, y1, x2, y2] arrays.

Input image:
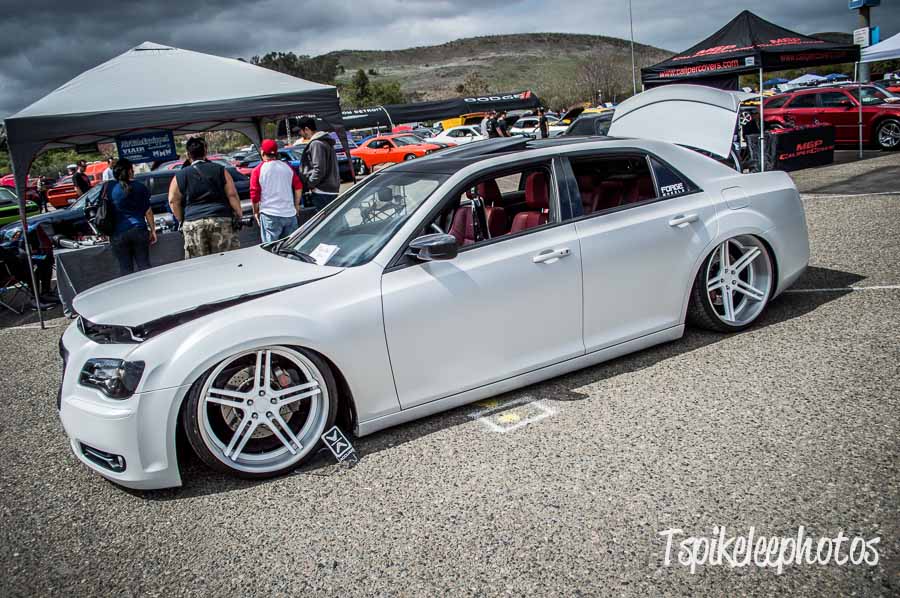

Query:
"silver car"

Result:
[[58, 87, 809, 489]]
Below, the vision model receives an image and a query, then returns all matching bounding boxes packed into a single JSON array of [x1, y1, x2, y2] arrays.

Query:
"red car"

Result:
[[351, 134, 453, 174], [763, 85, 900, 150]]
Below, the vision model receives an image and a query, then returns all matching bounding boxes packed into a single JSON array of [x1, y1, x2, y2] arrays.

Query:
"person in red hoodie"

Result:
[[250, 139, 303, 243]]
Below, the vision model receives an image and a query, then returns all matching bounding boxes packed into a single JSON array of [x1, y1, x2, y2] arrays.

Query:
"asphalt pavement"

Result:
[[1, 154, 898, 597]]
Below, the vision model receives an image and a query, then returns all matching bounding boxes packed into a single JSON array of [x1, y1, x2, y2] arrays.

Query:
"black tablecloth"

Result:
[[56, 226, 261, 315], [747, 124, 835, 172]]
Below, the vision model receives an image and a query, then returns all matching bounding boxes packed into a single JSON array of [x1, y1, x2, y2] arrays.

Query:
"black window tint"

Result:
[[818, 92, 849, 107], [650, 157, 694, 198], [568, 118, 596, 136], [569, 155, 656, 216], [788, 94, 816, 108], [766, 96, 789, 108], [150, 175, 172, 196]]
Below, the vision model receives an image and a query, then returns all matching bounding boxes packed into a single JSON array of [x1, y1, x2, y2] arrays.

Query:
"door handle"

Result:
[[668, 213, 698, 227], [533, 247, 571, 264]]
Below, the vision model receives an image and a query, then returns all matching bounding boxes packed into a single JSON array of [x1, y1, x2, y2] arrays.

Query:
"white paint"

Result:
[[468, 395, 556, 434]]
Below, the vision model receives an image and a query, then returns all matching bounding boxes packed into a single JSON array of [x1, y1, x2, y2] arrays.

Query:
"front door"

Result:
[[381, 162, 585, 408]]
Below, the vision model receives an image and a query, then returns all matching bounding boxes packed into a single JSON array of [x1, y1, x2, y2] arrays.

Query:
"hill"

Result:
[[326, 33, 672, 108]]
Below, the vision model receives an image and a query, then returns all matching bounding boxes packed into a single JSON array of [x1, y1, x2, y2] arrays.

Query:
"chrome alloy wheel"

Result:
[[878, 120, 900, 149], [705, 236, 773, 327], [198, 347, 329, 473]]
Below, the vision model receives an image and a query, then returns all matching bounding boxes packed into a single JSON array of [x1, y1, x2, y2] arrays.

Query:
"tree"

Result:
[[249, 52, 339, 85], [576, 48, 633, 105], [351, 69, 372, 105]]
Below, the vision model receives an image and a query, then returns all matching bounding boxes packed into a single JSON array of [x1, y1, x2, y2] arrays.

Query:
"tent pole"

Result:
[[857, 69, 864, 161], [10, 161, 44, 328], [759, 67, 765, 172]]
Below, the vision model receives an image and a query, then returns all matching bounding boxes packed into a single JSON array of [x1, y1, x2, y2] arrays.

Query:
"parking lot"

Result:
[[1, 152, 898, 596]]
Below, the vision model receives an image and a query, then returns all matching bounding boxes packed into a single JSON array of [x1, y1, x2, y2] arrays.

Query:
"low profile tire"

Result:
[[875, 119, 900, 151], [357, 161, 368, 176], [403, 154, 416, 161], [687, 235, 774, 333], [183, 346, 338, 479]]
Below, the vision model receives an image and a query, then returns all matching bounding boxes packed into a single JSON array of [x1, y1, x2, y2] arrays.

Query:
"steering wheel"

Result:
[[429, 222, 444, 234]]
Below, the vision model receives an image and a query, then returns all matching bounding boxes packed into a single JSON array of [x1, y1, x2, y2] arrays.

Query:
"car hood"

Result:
[[608, 84, 755, 159], [73, 245, 343, 327]]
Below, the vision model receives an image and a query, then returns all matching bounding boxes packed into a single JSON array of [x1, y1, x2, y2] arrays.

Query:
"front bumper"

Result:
[[58, 323, 186, 490]]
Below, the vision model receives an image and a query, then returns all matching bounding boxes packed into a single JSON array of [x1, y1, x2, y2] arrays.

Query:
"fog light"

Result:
[[81, 443, 126, 473]]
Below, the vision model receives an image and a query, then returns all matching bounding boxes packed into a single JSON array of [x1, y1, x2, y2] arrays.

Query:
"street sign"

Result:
[[115, 131, 177, 164], [853, 27, 870, 48]]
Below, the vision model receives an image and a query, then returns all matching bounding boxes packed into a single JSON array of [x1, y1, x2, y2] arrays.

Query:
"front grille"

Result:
[[81, 443, 126, 473]]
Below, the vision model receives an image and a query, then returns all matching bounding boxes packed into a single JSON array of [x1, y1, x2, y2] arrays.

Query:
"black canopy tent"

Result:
[[641, 11, 859, 172], [339, 90, 542, 130], [3, 42, 350, 327]]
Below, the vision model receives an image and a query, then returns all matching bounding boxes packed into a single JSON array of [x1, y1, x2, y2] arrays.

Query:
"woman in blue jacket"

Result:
[[108, 158, 157, 275]]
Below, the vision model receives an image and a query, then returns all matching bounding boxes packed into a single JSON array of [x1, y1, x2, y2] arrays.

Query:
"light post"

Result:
[[629, 0, 637, 95]]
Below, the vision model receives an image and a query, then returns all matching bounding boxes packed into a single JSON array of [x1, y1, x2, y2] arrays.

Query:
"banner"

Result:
[[115, 131, 178, 164]]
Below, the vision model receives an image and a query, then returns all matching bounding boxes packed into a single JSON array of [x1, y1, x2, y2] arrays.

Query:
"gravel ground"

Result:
[[1, 156, 898, 597]]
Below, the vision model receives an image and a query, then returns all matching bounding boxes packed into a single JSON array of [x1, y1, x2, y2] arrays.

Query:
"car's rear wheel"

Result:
[[404, 154, 416, 161], [183, 346, 337, 479], [687, 235, 774, 332], [876, 119, 900, 151]]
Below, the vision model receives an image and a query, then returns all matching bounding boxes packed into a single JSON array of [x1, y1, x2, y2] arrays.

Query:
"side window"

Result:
[[765, 96, 789, 109], [594, 118, 611, 136], [788, 94, 816, 108], [649, 157, 696, 198], [818, 92, 850, 107], [447, 129, 462, 138], [420, 161, 555, 249], [569, 155, 656, 216], [149, 176, 172, 196]]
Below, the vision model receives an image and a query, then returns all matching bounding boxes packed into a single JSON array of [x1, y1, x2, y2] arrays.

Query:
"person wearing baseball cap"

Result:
[[250, 139, 303, 243]]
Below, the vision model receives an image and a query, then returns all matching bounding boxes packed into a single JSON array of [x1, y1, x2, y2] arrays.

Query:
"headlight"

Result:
[[79, 359, 145, 399]]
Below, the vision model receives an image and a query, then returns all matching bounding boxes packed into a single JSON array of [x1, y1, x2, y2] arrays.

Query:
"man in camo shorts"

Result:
[[168, 137, 243, 258]]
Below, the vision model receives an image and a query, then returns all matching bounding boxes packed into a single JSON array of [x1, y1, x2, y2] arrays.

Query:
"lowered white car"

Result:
[[430, 125, 486, 145], [59, 86, 809, 489]]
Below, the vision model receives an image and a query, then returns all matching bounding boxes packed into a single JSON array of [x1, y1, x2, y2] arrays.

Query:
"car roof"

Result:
[[389, 136, 624, 174]]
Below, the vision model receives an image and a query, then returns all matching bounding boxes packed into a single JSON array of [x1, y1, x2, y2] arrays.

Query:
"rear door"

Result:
[[783, 92, 818, 127], [567, 151, 718, 351]]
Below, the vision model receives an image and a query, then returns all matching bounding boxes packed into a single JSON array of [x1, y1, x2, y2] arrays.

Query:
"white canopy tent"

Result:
[[788, 73, 826, 86], [3, 42, 348, 325], [861, 32, 900, 63]]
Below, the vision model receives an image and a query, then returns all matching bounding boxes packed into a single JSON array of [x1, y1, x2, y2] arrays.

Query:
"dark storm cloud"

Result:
[[1, 0, 897, 118]]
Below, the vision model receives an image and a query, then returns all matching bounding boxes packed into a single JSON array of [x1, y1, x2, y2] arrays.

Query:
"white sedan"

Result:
[[429, 125, 486, 145], [59, 85, 809, 489]]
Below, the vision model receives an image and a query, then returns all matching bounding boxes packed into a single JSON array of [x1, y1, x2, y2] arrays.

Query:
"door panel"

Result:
[[382, 224, 584, 408], [576, 192, 717, 352]]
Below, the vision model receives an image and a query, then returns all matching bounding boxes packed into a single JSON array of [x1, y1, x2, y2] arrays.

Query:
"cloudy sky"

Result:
[[1, 0, 897, 118]]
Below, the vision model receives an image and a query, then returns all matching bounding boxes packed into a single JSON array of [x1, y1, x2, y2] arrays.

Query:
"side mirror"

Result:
[[407, 233, 458, 261]]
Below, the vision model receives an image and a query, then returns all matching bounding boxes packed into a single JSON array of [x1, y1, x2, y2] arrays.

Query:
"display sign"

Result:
[[848, 0, 880, 9], [853, 27, 871, 48], [115, 131, 177, 164]]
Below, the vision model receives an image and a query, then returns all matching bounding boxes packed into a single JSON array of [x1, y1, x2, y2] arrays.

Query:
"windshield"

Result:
[[72, 185, 102, 211], [275, 170, 448, 267], [0, 187, 16, 202], [392, 135, 423, 146], [850, 86, 889, 105]]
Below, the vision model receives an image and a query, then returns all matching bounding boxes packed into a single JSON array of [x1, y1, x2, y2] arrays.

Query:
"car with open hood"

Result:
[[58, 84, 809, 490]]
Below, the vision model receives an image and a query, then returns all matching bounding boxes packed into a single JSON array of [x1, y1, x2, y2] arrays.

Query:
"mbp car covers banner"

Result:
[[341, 91, 542, 129], [641, 10, 860, 88]]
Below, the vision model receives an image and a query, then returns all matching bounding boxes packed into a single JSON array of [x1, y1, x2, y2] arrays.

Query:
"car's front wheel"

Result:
[[875, 118, 900, 151], [183, 346, 337, 479], [687, 235, 774, 332]]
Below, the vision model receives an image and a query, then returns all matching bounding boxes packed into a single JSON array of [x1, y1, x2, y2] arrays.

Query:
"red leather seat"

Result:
[[485, 206, 508, 238], [477, 180, 502, 206], [577, 175, 600, 214], [449, 204, 477, 246], [596, 180, 623, 211], [509, 172, 550, 234]]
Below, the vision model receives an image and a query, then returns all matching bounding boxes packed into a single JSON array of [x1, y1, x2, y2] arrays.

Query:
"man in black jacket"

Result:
[[72, 160, 91, 195], [296, 116, 340, 212]]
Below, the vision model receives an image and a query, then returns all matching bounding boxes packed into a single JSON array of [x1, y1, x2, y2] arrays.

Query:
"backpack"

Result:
[[91, 182, 116, 236]]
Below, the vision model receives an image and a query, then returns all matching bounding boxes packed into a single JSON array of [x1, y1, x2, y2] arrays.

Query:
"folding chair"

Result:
[[0, 260, 29, 315]]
